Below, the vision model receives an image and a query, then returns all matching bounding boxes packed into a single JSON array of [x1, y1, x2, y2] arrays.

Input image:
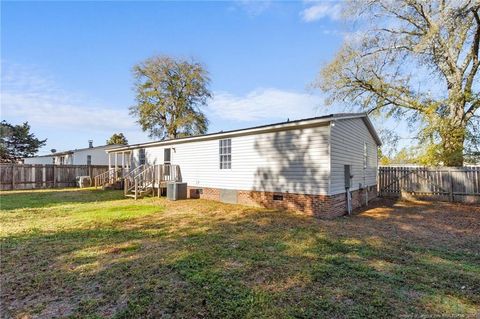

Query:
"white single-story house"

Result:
[[23, 141, 123, 166], [107, 113, 381, 217]]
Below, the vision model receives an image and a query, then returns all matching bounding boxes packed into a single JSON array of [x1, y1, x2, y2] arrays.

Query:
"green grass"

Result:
[[1, 188, 479, 318]]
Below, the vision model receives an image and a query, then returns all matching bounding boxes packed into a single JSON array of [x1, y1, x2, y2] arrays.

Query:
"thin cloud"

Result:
[[1, 62, 137, 133], [301, 1, 343, 22], [1, 64, 328, 150], [208, 88, 325, 122], [233, 0, 272, 16]]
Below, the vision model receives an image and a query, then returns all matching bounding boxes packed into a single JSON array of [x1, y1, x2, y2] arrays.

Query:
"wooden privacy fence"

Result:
[[378, 166, 480, 203], [0, 164, 109, 190]]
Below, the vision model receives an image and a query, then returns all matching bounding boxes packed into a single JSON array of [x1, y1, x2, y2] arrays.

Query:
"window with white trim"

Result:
[[164, 148, 171, 175], [139, 148, 146, 165], [164, 148, 171, 164], [219, 139, 231, 169], [87, 155, 92, 166]]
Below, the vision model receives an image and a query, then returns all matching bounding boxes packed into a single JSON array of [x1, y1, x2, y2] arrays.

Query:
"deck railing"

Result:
[[124, 164, 181, 198], [124, 165, 148, 196], [123, 165, 145, 180], [156, 164, 181, 183], [94, 167, 124, 188]]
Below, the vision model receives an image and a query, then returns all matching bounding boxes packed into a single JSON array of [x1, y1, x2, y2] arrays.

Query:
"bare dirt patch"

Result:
[[1, 189, 479, 318]]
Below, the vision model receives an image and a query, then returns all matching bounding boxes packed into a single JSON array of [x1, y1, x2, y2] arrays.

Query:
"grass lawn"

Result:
[[1, 188, 479, 318]]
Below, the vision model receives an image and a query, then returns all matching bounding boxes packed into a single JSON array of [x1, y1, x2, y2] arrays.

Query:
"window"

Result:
[[60, 156, 65, 165], [164, 148, 171, 164], [164, 148, 171, 175], [219, 139, 231, 169], [363, 142, 368, 169], [139, 148, 146, 165], [87, 155, 92, 166]]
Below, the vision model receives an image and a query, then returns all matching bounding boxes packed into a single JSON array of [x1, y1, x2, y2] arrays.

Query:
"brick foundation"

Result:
[[187, 186, 378, 218]]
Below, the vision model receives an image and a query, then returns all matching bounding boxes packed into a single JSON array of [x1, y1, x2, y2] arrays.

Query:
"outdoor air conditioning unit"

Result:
[[76, 176, 91, 188], [167, 182, 187, 200]]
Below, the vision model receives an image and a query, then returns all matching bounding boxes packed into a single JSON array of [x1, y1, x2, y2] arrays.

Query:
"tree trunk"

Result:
[[440, 124, 465, 167]]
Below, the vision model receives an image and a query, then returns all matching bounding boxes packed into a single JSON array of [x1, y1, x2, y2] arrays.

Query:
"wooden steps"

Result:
[[102, 180, 123, 190], [123, 164, 181, 200], [125, 186, 153, 199]]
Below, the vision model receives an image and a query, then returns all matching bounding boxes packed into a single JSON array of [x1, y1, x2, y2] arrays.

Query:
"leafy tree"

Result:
[[0, 121, 47, 162], [106, 133, 128, 145], [130, 55, 211, 140], [317, 1, 479, 166], [378, 148, 391, 165], [382, 147, 421, 165]]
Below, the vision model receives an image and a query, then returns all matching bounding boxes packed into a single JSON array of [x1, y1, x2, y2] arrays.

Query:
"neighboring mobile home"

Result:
[[107, 113, 381, 218], [24, 141, 123, 166]]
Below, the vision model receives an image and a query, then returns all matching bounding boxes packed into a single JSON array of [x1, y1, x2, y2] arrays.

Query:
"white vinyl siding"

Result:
[[330, 118, 378, 195], [23, 156, 54, 165], [24, 145, 121, 165], [132, 124, 331, 195], [72, 147, 113, 165], [124, 117, 380, 196], [132, 147, 165, 167]]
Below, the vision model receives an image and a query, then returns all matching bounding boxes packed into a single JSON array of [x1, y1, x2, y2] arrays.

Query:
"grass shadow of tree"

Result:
[[2, 199, 479, 318], [0, 189, 125, 210]]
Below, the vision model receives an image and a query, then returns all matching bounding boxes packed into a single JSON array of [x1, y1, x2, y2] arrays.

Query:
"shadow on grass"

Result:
[[0, 189, 125, 211], [1, 202, 479, 318]]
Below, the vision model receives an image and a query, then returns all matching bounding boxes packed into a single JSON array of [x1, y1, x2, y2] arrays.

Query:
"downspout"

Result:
[[363, 141, 368, 207], [328, 121, 332, 199], [364, 161, 368, 206], [364, 172, 368, 206]]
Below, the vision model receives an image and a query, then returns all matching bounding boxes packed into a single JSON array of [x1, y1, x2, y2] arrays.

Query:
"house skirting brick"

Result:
[[187, 186, 378, 218]]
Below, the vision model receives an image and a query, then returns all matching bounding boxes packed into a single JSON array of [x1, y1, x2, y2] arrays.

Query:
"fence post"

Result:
[[32, 165, 36, 189], [449, 169, 454, 202], [11, 163, 15, 190], [42, 165, 46, 188]]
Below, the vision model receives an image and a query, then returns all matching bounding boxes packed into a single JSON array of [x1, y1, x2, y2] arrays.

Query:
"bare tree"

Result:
[[317, 0, 479, 166]]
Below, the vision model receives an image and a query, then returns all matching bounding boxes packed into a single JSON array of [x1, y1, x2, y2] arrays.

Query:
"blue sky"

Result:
[[2, 0, 384, 155]]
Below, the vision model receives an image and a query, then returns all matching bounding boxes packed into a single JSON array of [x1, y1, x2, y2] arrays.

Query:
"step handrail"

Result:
[[124, 165, 145, 179], [125, 164, 182, 198], [94, 167, 122, 188], [124, 165, 147, 195], [133, 165, 155, 197], [124, 165, 152, 195]]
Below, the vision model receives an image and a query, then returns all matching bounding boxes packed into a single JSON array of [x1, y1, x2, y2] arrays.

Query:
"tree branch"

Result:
[[464, 99, 480, 121], [464, 8, 480, 94]]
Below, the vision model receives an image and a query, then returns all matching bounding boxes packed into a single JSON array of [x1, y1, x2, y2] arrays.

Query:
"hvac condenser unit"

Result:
[[76, 176, 91, 188], [166, 182, 187, 200]]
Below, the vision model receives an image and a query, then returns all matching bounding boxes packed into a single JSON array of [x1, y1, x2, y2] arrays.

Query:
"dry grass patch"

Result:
[[1, 189, 479, 318]]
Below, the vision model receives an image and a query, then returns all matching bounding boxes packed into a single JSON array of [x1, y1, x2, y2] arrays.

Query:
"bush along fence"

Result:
[[0, 164, 109, 191], [378, 166, 480, 203]]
